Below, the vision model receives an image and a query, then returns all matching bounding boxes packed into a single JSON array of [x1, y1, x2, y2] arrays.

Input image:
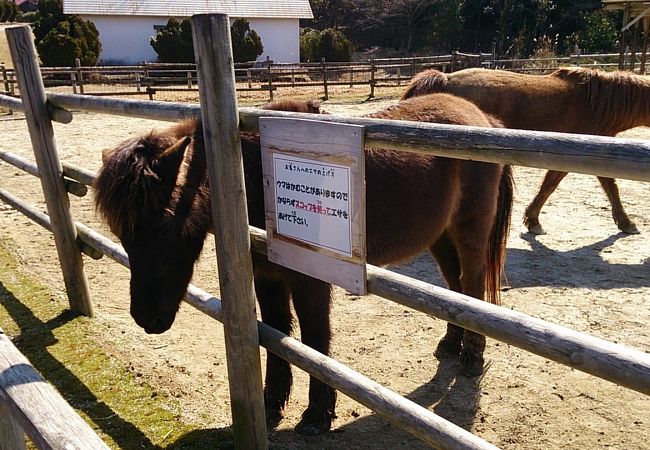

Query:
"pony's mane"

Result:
[[552, 67, 650, 130], [94, 119, 198, 238]]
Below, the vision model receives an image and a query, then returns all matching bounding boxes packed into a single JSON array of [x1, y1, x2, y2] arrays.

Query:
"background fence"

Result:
[[1, 51, 647, 103], [1, 19, 649, 449]]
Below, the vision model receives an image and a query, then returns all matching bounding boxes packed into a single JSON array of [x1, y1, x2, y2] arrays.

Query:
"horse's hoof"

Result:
[[295, 408, 333, 436], [459, 351, 485, 377], [526, 223, 546, 235], [619, 222, 640, 235], [434, 336, 462, 358], [265, 406, 283, 430]]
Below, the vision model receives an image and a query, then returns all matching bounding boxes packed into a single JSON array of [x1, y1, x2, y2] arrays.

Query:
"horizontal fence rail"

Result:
[[11, 92, 648, 183], [0, 327, 110, 450]]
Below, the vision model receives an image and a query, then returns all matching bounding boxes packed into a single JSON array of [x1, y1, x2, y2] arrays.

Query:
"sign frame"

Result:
[[260, 117, 367, 295]]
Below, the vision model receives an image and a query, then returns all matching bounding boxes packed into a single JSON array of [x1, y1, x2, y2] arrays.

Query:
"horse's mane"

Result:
[[552, 67, 650, 131], [94, 119, 201, 238]]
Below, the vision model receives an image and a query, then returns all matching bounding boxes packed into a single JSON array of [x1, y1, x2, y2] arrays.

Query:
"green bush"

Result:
[[577, 11, 619, 53], [230, 18, 264, 63], [150, 18, 264, 63], [150, 18, 194, 63], [300, 28, 353, 62], [33, 0, 101, 66], [0, 1, 18, 22]]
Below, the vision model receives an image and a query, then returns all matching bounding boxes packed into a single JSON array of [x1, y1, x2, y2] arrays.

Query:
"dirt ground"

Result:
[[0, 95, 649, 449]]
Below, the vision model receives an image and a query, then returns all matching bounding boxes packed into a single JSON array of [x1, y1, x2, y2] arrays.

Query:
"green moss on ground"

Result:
[[0, 240, 233, 449]]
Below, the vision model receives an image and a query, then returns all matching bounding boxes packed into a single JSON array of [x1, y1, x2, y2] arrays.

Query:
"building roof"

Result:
[[62, 0, 313, 19]]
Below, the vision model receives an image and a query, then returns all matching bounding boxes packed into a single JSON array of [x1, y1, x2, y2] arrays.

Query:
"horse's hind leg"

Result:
[[291, 275, 336, 436], [430, 235, 464, 358], [255, 278, 293, 429], [524, 170, 568, 235], [446, 219, 493, 377], [597, 177, 639, 234]]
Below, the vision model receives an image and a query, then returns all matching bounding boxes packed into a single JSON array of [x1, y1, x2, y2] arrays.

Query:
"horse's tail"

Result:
[[485, 165, 514, 305], [401, 69, 449, 100]]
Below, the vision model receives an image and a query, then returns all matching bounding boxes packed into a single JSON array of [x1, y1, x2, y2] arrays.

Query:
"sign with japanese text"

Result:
[[260, 117, 367, 294]]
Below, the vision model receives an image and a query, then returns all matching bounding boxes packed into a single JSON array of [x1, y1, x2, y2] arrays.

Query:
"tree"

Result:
[[149, 18, 194, 63], [0, 0, 19, 22], [300, 28, 353, 61], [383, 0, 437, 51], [150, 18, 264, 63], [230, 18, 264, 63], [33, 0, 101, 66], [576, 10, 619, 53]]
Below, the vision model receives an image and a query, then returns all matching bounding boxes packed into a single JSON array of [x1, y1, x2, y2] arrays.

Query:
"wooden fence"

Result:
[[1, 51, 645, 104], [1, 18, 650, 449], [0, 328, 109, 450]]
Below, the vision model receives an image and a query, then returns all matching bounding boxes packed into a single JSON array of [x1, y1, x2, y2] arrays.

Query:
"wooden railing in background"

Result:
[[1, 51, 644, 104]]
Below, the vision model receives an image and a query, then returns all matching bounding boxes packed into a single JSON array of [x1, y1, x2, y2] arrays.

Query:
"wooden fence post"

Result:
[[1, 63, 9, 93], [70, 72, 77, 94], [1, 63, 13, 115], [5, 25, 94, 317], [190, 14, 268, 449], [321, 57, 329, 100], [369, 58, 376, 98], [641, 17, 649, 74], [74, 58, 84, 94], [266, 56, 273, 101]]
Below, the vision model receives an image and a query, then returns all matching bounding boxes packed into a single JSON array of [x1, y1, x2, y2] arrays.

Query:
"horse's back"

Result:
[[373, 92, 497, 128], [364, 93, 506, 265]]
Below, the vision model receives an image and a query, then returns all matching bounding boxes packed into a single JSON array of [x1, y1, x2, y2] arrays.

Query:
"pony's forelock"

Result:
[[94, 134, 168, 238]]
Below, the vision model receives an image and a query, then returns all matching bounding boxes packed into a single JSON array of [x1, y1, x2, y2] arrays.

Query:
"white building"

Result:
[[62, 1, 313, 64]]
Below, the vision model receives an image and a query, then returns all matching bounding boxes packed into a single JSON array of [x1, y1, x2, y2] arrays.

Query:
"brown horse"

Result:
[[94, 94, 513, 435], [402, 66, 648, 235]]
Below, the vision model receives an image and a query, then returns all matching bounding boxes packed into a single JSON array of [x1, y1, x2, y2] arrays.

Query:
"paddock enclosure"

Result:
[[1, 18, 650, 449]]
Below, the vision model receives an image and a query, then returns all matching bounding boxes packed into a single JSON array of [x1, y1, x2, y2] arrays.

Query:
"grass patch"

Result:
[[0, 240, 234, 449]]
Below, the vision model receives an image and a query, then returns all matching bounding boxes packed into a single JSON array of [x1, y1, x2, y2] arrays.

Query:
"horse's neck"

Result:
[[589, 73, 650, 132]]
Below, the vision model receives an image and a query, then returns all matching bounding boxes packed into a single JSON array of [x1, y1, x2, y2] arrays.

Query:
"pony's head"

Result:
[[94, 119, 210, 333], [95, 100, 324, 334]]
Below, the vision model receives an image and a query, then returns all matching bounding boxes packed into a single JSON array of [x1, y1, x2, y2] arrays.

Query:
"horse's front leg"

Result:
[[291, 275, 336, 436], [255, 278, 293, 429], [597, 177, 639, 234], [524, 170, 568, 235]]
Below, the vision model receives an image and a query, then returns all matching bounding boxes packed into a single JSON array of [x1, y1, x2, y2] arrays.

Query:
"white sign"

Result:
[[273, 154, 352, 256], [260, 117, 367, 294]]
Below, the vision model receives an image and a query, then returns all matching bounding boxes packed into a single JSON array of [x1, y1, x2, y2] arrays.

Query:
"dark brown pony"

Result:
[[402, 67, 648, 235], [94, 94, 513, 435]]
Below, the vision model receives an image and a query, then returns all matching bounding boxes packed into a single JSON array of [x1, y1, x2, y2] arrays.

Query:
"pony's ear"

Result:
[[160, 136, 192, 159]]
